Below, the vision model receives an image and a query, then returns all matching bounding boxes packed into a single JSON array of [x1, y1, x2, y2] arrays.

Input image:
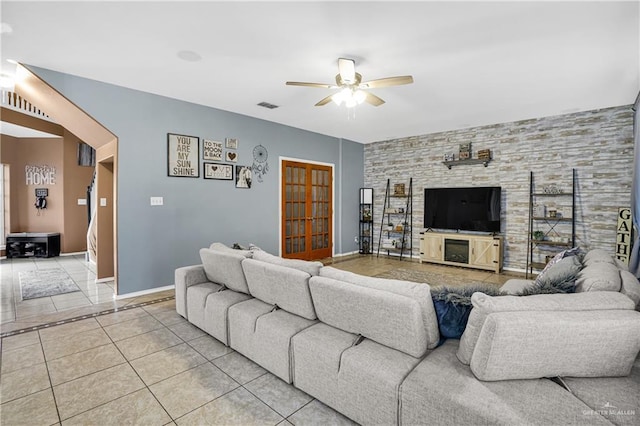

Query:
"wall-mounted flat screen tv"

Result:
[[424, 187, 501, 233]]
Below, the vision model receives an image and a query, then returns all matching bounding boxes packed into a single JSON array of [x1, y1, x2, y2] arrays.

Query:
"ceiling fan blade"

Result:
[[360, 76, 414, 89], [364, 92, 385, 107], [286, 81, 335, 89], [315, 94, 334, 106], [338, 58, 356, 84]]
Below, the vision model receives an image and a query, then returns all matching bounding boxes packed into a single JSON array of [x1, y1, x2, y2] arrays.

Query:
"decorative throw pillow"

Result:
[[522, 256, 581, 296], [431, 285, 503, 344], [535, 247, 581, 284]]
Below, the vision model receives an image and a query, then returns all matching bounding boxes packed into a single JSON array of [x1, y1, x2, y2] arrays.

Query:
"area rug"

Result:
[[374, 267, 493, 288], [19, 268, 81, 300]]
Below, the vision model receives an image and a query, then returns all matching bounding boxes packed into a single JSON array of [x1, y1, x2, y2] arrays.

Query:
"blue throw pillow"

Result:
[[431, 285, 503, 345]]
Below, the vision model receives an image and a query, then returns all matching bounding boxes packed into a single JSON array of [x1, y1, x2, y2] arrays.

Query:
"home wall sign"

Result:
[[167, 133, 199, 177], [616, 207, 631, 265], [25, 165, 56, 185]]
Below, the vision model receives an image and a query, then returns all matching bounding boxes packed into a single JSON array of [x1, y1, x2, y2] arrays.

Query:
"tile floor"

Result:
[[0, 254, 516, 425], [1, 254, 115, 326]]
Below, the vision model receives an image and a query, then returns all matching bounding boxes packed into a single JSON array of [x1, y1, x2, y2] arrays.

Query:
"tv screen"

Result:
[[424, 187, 501, 233]]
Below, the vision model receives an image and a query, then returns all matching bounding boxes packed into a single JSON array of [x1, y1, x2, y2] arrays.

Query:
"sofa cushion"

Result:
[[309, 276, 428, 357], [209, 242, 252, 258], [500, 279, 536, 295], [457, 291, 636, 365], [251, 250, 323, 276], [228, 298, 316, 383], [620, 270, 640, 308], [400, 340, 613, 426], [470, 309, 640, 381], [200, 247, 251, 294], [292, 322, 422, 426], [241, 258, 316, 320], [319, 266, 440, 349], [575, 262, 622, 293], [583, 248, 616, 266]]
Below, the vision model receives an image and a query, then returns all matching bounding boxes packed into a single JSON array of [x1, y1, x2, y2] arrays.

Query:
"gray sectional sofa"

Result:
[[175, 244, 640, 425]]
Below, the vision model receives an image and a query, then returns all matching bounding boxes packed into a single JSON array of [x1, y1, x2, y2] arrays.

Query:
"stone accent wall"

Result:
[[364, 105, 634, 270]]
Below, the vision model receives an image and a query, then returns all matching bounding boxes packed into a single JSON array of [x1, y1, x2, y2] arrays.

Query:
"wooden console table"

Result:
[[6, 233, 61, 258]]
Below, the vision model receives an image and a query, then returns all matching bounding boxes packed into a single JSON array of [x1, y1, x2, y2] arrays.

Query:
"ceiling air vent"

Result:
[[257, 101, 279, 109]]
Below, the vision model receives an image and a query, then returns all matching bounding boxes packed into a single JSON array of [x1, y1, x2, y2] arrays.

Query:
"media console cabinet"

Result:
[[6, 232, 61, 258], [419, 231, 503, 273]]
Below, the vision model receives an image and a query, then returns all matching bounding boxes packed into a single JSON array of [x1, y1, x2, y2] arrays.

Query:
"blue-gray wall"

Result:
[[29, 66, 364, 294]]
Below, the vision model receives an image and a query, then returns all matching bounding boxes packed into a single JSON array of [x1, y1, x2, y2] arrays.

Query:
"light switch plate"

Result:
[[150, 196, 164, 206], [100, 198, 107, 207], [77, 198, 87, 205]]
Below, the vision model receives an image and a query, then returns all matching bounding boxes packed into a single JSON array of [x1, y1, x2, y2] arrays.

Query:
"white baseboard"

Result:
[[116, 284, 175, 300], [334, 250, 359, 257], [95, 276, 114, 283], [60, 251, 87, 257]]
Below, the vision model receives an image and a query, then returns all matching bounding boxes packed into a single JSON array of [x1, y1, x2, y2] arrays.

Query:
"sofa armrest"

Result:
[[175, 264, 209, 318], [470, 309, 640, 381]]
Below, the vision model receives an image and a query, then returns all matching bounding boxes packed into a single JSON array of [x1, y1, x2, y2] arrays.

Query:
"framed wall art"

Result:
[[204, 162, 233, 180], [203, 139, 223, 161], [225, 138, 238, 149], [226, 151, 238, 163], [168, 133, 199, 177], [236, 165, 252, 188]]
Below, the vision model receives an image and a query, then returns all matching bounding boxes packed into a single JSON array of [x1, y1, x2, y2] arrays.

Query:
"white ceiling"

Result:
[[1, 1, 638, 144]]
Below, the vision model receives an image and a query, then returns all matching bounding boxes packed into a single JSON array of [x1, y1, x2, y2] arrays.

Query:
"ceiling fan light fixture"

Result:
[[354, 90, 366, 105]]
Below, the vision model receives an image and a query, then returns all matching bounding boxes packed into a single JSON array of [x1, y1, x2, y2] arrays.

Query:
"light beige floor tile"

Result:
[[0, 388, 59, 426], [40, 318, 100, 342], [176, 387, 283, 426], [53, 363, 145, 421], [0, 362, 50, 403], [87, 293, 116, 304], [115, 327, 183, 361], [1, 330, 40, 352], [187, 335, 233, 360], [42, 327, 111, 361], [130, 343, 206, 385], [16, 302, 57, 319], [168, 321, 206, 341], [287, 399, 358, 426], [212, 352, 267, 385], [52, 297, 92, 311], [95, 307, 149, 327], [150, 362, 239, 418], [50, 291, 89, 303], [47, 343, 125, 385], [0, 310, 16, 323], [1, 342, 45, 373], [103, 315, 163, 341], [245, 373, 313, 418], [150, 309, 187, 327], [14, 296, 53, 308], [61, 388, 171, 426]]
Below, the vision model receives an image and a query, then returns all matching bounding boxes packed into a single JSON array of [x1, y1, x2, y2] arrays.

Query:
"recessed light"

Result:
[[177, 50, 202, 62]]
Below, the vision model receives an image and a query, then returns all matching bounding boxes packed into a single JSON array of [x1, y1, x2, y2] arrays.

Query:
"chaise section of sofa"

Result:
[[458, 291, 640, 381], [400, 340, 614, 426]]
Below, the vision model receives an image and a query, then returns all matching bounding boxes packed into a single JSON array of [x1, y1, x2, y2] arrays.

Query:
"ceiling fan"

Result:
[[286, 58, 413, 107]]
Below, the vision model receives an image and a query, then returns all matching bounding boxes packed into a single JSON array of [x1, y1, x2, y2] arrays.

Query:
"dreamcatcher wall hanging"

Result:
[[251, 144, 269, 183]]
